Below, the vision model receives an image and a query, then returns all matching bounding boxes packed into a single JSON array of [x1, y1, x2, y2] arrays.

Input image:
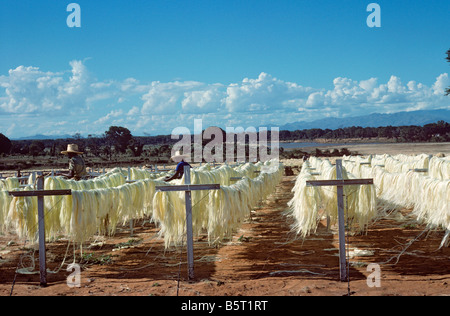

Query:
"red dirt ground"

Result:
[[1, 175, 449, 297]]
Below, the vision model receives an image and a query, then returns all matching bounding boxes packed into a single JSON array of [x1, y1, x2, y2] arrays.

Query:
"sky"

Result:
[[0, 0, 449, 139]]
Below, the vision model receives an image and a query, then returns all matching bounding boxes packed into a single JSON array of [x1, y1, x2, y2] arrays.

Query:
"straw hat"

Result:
[[61, 144, 83, 155], [170, 150, 189, 161]]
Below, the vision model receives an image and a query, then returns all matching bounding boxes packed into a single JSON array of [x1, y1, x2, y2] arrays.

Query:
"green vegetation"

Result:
[[0, 121, 448, 171], [80, 253, 114, 265], [278, 120, 449, 143], [113, 238, 142, 250]]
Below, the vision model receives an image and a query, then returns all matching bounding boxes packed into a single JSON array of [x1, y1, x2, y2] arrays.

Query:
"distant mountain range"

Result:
[[13, 134, 73, 141], [11, 109, 449, 140], [279, 109, 450, 131]]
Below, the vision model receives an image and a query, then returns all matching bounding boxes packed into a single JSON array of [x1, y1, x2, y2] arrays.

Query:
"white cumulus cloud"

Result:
[[0, 60, 448, 138]]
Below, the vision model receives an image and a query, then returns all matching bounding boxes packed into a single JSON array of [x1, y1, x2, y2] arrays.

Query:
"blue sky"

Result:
[[0, 0, 449, 138]]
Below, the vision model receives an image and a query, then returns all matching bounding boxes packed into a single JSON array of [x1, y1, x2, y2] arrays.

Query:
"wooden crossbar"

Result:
[[8, 189, 72, 197], [409, 168, 428, 172], [306, 179, 373, 187], [155, 184, 220, 192]]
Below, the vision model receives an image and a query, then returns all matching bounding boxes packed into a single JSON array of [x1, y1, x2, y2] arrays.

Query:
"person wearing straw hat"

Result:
[[164, 150, 191, 182], [59, 144, 88, 180]]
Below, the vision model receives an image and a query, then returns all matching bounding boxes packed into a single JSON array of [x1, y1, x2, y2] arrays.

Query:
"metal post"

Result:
[[335, 160, 347, 282], [184, 165, 195, 280], [36, 172, 47, 287], [129, 219, 134, 237]]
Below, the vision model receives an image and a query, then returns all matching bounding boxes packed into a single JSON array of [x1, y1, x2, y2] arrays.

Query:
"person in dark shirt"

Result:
[[164, 150, 191, 182], [59, 144, 88, 180]]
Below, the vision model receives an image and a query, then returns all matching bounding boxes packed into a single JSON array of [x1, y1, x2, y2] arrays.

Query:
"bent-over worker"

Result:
[[164, 150, 191, 182]]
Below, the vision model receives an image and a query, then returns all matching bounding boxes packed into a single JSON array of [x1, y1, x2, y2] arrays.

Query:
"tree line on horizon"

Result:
[[0, 121, 448, 158]]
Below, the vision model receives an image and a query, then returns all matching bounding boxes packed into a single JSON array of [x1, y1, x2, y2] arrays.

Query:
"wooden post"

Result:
[[184, 165, 195, 280], [127, 167, 134, 235], [306, 159, 373, 282], [155, 166, 220, 280], [8, 185, 71, 287], [129, 219, 134, 237], [335, 160, 347, 282], [36, 172, 47, 287]]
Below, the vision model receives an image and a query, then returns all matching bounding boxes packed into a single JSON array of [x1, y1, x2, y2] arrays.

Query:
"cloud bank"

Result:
[[0, 60, 448, 138]]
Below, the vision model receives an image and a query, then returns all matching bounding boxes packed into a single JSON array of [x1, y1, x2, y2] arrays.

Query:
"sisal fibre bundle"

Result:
[[307, 156, 322, 170], [331, 154, 447, 237], [6, 185, 39, 241], [287, 168, 322, 238], [371, 154, 389, 167], [152, 168, 231, 247], [234, 163, 260, 179], [4, 174, 170, 244], [196, 163, 212, 171], [44, 176, 74, 238], [315, 162, 365, 228], [412, 174, 449, 231], [352, 175, 378, 232], [394, 153, 431, 164], [44, 172, 126, 192], [206, 163, 283, 244], [129, 167, 171, 181], [152, 184, 187, 248], [371, 167, 414, 211], [348, 157, 449, 244], [288, 157, 377, 237], [0, 191, 13, 231], [69, 190, 99, 243], [151, 161, 283, 247], [0, 177, 20, 191], [384, 154, 431, 174], [190, 170, 219, 231], [336, 163, 377, 234], [429, 156, 450, 180], [342, 160, 361, 178], [206, 182, 253, 244], [41, 175, 120, 239], [64, 178, 167, 244], [290, 165, 310, 195], [2, 160, 281, 247], [384, 156, 408, 173], [1, 178, 21, 232]]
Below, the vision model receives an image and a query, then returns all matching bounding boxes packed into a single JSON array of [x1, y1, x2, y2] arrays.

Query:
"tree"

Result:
[[127, 138, 144, 157], [86, 134, 101, 157], [29, 140, 45, 157], [0, 133, 12, 155], [104, 126, 133, 156]]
